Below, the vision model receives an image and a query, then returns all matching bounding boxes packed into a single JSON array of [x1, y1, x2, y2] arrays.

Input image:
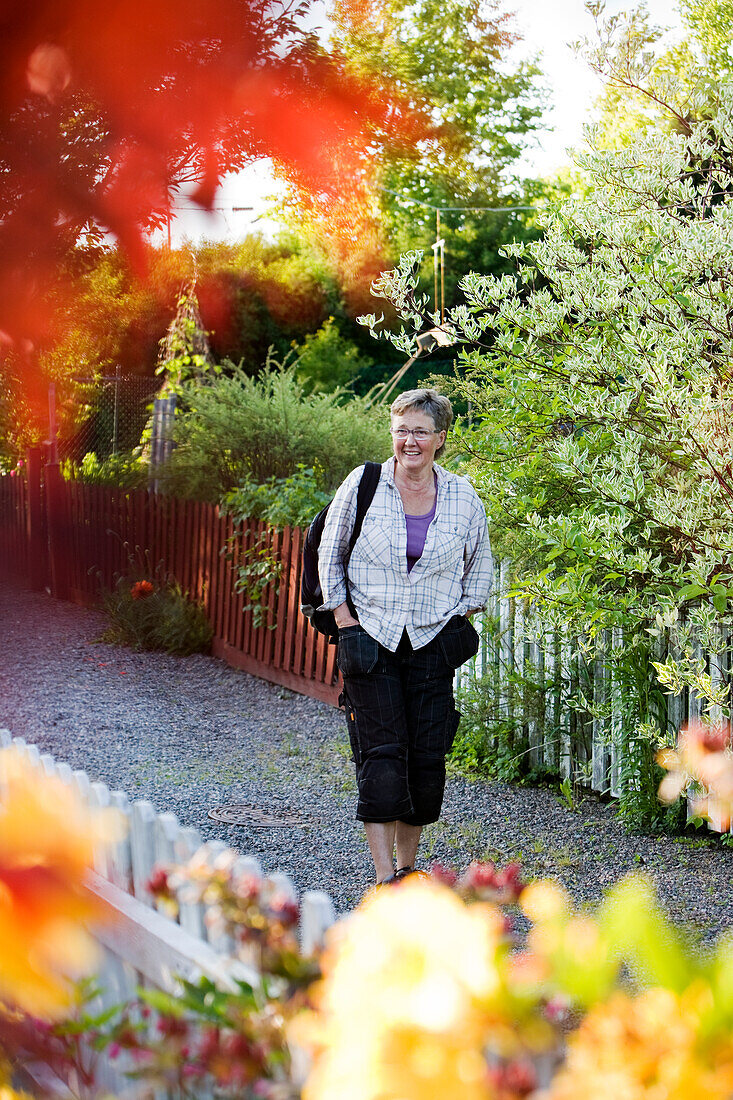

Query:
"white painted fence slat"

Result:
[[542, 637, 553, 770], [528, 640, 543, 769], [707, 626, 730, 833], [559, 632, 572, 781], [39, 752, 57, 780], [198, 841, 235, 952], [56, 760, 73, 785], [108, 791, 133, 892], [72, 768, 91, 804], [591, 636, 609, 794], [88, 781, 112, 877], [130, 800, 157, 905], [499, 560, 513, 726], [174, 826, 206, 939], [515, 601, 526, 752], [609, 628, 623, 798], [300, 891, 337, 955], [687, 636, 705, 822], [269, 870, 298, 901]]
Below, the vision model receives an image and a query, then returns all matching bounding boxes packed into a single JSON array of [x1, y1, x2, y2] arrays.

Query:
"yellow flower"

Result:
[[520, 880, 569, 924], [303, 879, 503, 1100], [0, 749, 122, 1017], [547, 987, 733, 1100], [0, 1086, 34, 1100]]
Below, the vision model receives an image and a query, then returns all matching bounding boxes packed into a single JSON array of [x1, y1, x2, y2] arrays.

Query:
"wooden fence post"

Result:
[[609, 627, 623, 798], [591, 632, 610, 793], [44, 461, 70, 600], [559, 631, 572, 780], [26, 446, 46, 591]]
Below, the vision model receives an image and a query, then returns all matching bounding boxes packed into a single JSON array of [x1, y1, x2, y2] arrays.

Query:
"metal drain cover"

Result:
[[208, 803, 310, 828]]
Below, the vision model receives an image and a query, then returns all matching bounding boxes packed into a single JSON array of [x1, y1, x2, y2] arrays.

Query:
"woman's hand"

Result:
[[334, 602, 360, 630]]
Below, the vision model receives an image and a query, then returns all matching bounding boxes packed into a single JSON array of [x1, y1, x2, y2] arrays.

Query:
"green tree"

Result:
[[582, 0, 733, 149], [681, 0, 733, 70], [293, 316, 374, 391], [290, 0, 549, 311]]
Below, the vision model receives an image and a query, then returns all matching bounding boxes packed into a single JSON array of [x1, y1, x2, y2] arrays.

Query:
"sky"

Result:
[[164, 0, 685, 246]]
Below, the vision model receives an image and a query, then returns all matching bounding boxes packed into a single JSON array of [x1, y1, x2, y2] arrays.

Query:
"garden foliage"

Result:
[[61, 450, 148, 489], [156, 360, 389, 504], [100, 574, 213, 656], [305, 0, 549, 309], [293, 317, 374, 393], [1, 745, 732, 1098]]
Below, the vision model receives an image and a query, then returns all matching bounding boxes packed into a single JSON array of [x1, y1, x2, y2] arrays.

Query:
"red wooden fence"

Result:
[[0, 471, 28, 582], [0, 462, 339, 706]]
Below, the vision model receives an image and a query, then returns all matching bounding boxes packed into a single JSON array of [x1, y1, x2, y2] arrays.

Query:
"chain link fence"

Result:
[[55, 372, 162, 464]]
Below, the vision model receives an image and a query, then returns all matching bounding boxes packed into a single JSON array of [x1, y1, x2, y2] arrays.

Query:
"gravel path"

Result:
[[1, 581, 731, 939]]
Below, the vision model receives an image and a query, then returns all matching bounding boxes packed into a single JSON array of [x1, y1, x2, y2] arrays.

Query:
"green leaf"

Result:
[[676, 583, 708, 602]]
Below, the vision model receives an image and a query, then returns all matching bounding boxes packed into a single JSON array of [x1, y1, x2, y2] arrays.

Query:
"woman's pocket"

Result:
[[355, 516, 395, 565], [340, 687, 362, 766], [444, 707, 461, 754], [438, 616, 480, 669], [337, 625, 380, 677]]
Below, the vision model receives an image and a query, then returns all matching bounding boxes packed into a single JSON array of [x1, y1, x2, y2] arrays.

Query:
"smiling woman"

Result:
[[316, 388, 493, 890]]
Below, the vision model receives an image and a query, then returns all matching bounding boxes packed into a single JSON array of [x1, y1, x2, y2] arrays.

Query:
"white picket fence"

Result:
[[456, 560, 733, 834], [0, 730, 336, 1098]]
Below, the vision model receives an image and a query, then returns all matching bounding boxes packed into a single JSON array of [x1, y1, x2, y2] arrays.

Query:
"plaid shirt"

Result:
[[318, 458, 493, 652]]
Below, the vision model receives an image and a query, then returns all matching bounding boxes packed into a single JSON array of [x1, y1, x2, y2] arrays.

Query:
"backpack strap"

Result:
[[348, 461, 381, 553], [344, 460, 381, 621]]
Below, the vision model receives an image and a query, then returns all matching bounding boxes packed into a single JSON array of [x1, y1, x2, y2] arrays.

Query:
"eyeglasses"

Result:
[[390, 428, 440, 441]]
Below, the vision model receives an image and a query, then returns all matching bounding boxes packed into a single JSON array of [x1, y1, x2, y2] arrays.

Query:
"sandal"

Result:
[[395, 866, 430, 880], [376, 871, 401, 887]]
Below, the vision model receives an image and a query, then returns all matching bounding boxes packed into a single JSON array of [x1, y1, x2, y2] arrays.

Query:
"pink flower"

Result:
[[429, 862, 458, 886], [269, 895, 300, 926]]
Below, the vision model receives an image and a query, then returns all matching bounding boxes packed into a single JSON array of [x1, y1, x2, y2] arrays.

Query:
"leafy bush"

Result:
[[293, 316, 374, 392], [100, 576, 212, 656], [61, 450, 148, 489], [155, 359, 389, 502], [224, 465, 332, 529], [453, 667, 553, 783]]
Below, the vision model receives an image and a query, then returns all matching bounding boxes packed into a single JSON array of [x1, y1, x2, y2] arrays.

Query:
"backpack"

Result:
[[300, 461, 382, 642]]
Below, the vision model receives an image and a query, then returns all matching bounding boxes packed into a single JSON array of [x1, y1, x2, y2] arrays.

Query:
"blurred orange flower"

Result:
[[547, 987, 733, 1100], [657, 721, 733, 830], [301, 878, 508, 1100], [0, 749, 122, 1018]]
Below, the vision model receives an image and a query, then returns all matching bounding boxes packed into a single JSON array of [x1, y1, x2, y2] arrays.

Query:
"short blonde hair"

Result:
[[390, 389, 453, 458]]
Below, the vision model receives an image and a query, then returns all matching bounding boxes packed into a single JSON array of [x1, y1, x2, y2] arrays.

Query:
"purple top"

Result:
[[406, 496, 437, 572]]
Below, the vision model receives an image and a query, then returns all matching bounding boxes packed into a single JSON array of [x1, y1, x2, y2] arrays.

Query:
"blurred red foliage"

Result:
[[0, 0, 422, 430]]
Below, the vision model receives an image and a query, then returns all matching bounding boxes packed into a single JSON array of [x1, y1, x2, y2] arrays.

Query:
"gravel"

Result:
[[2, 580, 732, 940]]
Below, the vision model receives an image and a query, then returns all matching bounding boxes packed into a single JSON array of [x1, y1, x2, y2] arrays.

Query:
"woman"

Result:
[[317, 388, 493, 886]]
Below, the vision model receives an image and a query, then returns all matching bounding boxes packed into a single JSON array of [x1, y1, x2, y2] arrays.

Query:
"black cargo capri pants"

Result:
[[337, 615, 480, 825]]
